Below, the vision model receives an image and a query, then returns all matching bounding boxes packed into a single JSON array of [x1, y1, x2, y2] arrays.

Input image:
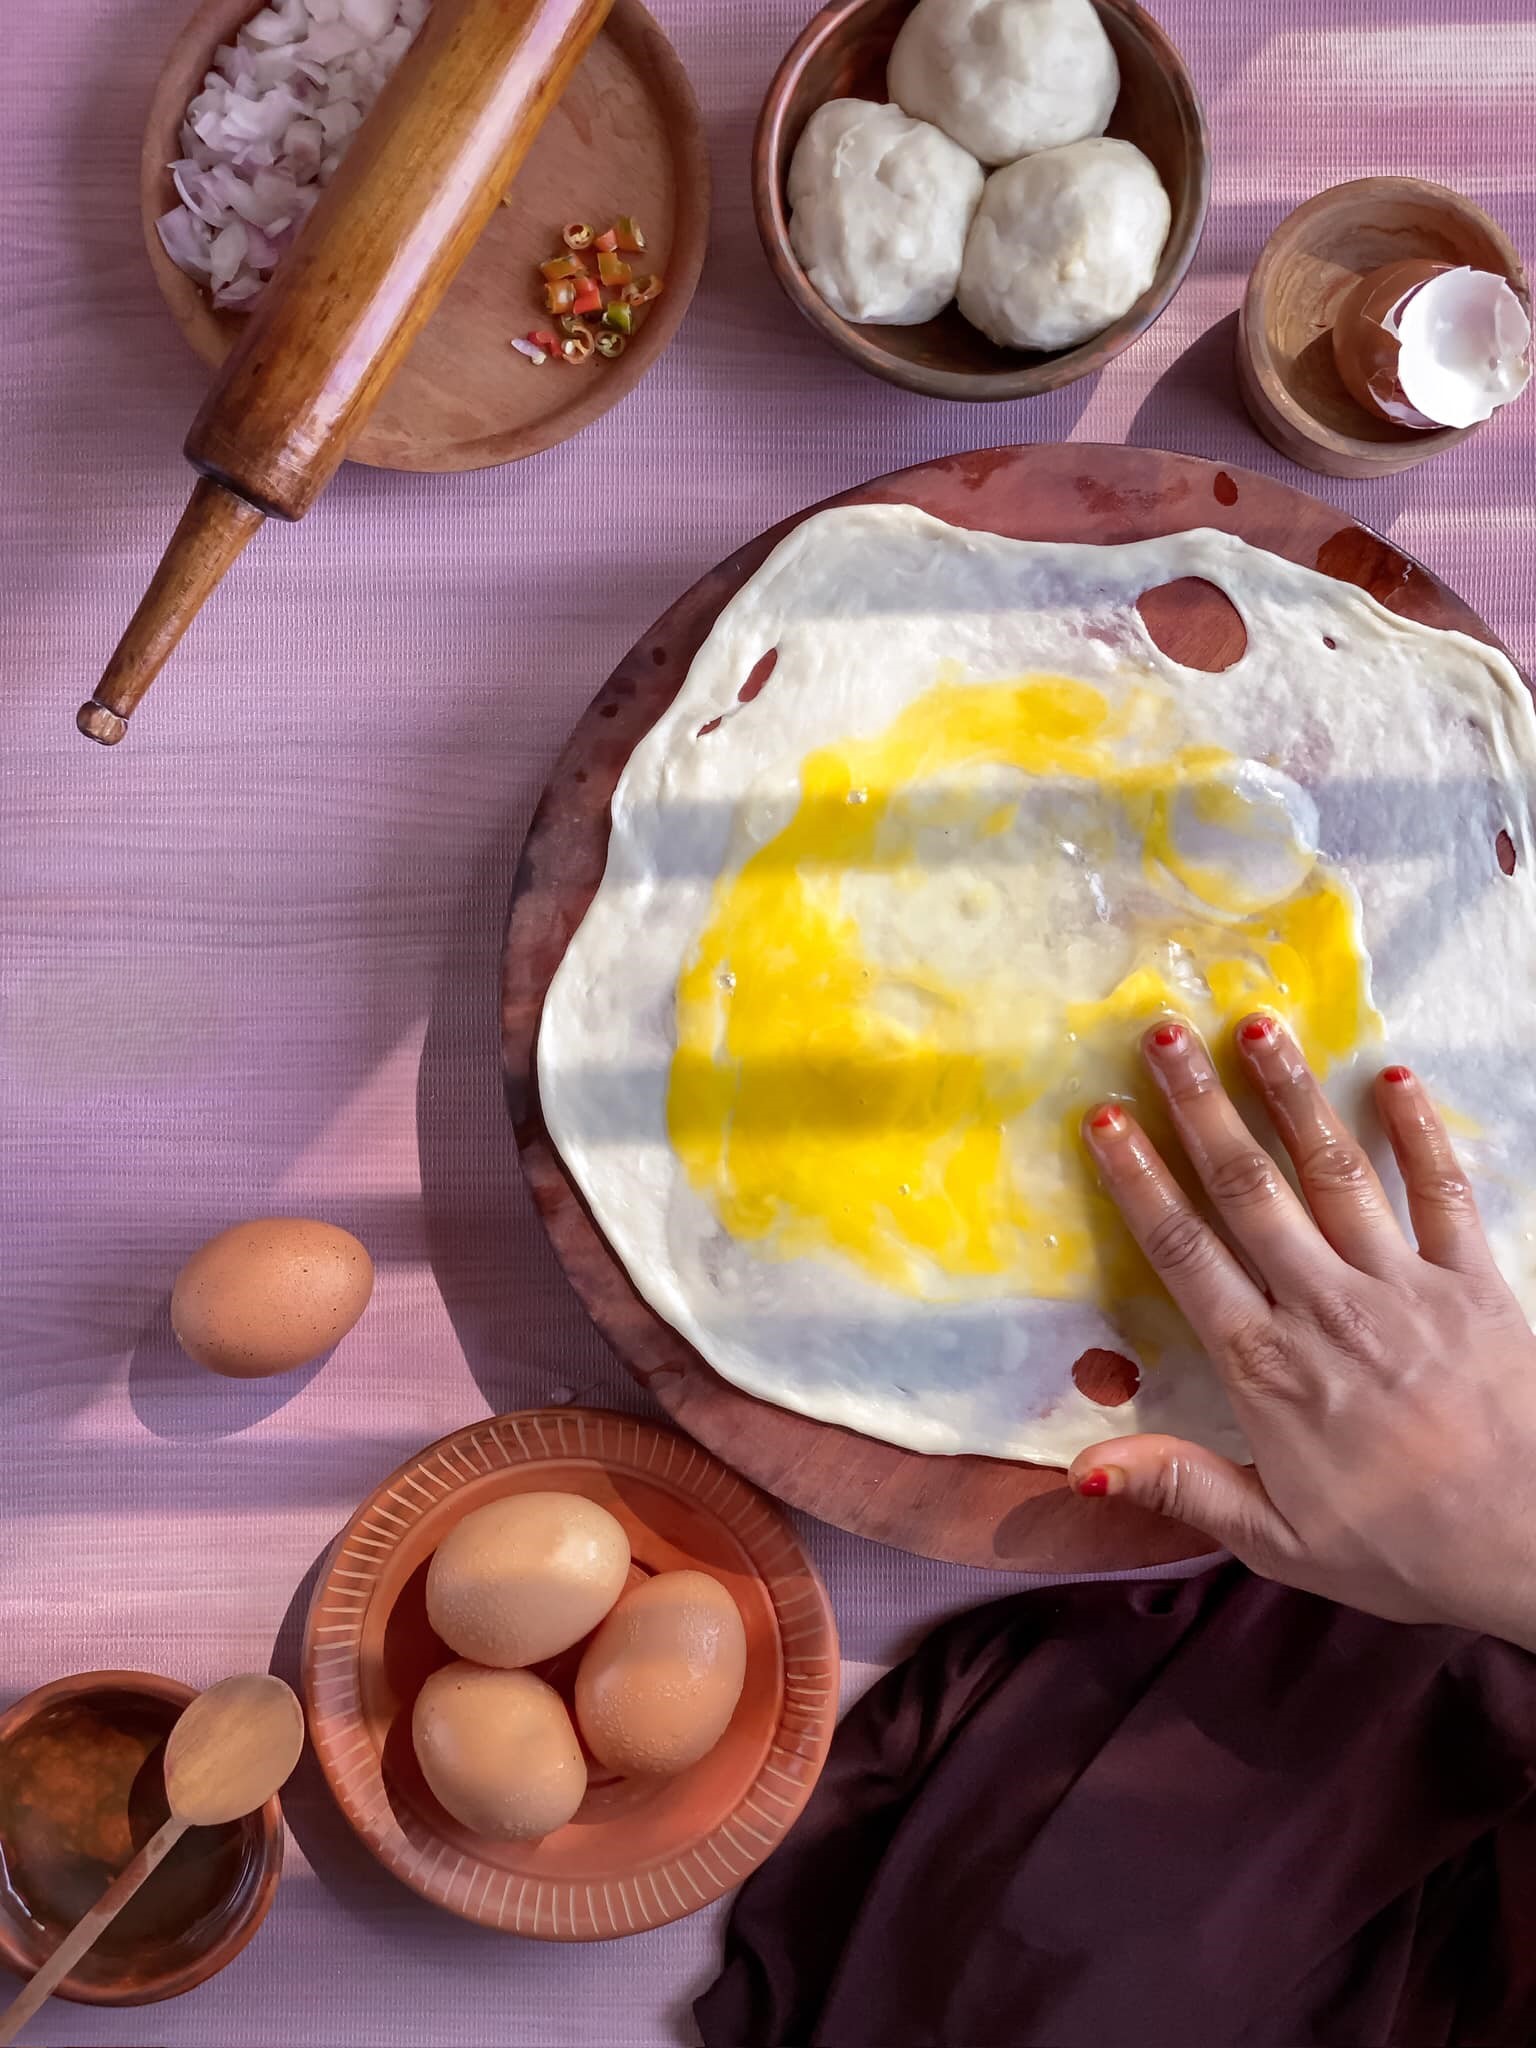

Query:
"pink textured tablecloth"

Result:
[[4, 2, 1533, 2042]]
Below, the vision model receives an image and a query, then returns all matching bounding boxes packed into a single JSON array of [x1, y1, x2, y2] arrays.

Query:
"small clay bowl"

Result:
[[304, 1409, 840, 1940], [0, 1671, 283, 2007], [1237, 176, 1531, 478], [753, 0, 1209, 400], [141, 0, 709, 472]]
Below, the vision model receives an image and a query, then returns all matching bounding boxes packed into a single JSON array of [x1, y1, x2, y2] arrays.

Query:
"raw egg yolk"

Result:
[[669, 674, 1381, 1304]]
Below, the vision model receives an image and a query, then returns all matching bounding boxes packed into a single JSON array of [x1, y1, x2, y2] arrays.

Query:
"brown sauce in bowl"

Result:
[[0, 1691, 254, 1989]]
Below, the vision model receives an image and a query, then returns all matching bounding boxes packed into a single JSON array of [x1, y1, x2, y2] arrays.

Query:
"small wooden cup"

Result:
[[753, 0, 1209, 401], [1237, 176, 1531, 478]]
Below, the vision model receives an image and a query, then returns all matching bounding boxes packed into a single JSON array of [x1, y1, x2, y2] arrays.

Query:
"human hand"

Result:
[[1074, 1015, 1536, 1651]]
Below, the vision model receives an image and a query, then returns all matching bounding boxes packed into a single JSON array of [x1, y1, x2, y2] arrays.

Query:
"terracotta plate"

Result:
[[302, 1409, 838, 1939], [142, 0, 709, 472], [500, 442, 1527, 1573]]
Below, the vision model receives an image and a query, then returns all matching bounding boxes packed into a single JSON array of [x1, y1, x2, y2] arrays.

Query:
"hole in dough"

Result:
[[1071, 1347, 1141, 1407], [738, 647, 779, 704], [1136, 579, 1248, 674]]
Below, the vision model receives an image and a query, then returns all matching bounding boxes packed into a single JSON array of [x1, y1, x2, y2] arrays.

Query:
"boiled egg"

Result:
[[425, 1493, 630, 1668], [170, 1217, 373, 1377], [412, 1663, 586, 1840], [574, 1570, 747, 1777]]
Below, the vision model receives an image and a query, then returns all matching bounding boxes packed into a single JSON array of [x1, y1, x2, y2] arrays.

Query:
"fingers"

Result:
[[1138, 1020, 1344, 1305], [1068, 1433, 1297, 1568], [1083, 1102, 1270, 1352], [1235, 1014, 1410, 1278], [1374, 1064, 1496, 1275]]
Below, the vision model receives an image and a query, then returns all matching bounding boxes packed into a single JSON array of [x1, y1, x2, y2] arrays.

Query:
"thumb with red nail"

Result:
[[1072, 1014, 1536, 1651]]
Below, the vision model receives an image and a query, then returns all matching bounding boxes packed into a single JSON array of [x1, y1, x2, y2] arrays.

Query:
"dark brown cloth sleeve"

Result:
[[696, 1564, 1536, 2048]]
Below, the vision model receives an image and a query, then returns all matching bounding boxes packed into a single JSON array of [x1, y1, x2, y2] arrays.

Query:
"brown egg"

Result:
[[425, 1493, 630, 1668], [575, 1570, 747, 1778], [170, 1218, 373, 1378], [411, 1664, 586, 1840]]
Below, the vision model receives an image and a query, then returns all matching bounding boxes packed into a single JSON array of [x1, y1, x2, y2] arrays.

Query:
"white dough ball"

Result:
[[888, 0, 1119, 166], [957, 138, 1171, 352], [787, 99, 985, 325]]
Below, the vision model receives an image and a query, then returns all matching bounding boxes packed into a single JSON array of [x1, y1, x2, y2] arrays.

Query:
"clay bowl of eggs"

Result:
[[302, 1410, 839, 1938], [753, 0, 1209, 399]]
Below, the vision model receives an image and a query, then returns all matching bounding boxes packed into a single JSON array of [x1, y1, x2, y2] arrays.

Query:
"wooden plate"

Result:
[[500, 442, 1522, 1571], [302, 1409, 838, 1939], [142, 0, 709, 473]]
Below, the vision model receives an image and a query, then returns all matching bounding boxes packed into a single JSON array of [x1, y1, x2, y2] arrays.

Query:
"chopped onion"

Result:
[[156, 0, 427, 310]]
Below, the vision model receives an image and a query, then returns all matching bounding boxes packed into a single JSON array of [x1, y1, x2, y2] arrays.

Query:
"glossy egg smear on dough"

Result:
[[669, 669, 1381, 1309]]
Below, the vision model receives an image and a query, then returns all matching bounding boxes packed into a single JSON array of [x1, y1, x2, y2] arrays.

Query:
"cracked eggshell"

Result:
[[1333, 260, 1532, 431], [787, 99, 984, 324], [888, 0, 1119, 166]]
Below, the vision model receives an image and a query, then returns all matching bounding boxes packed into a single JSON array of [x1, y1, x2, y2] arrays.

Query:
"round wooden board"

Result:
[[500, 442, 1521, 1571], [302, 1409, 838, 1939], [143, 0, 708, 473]]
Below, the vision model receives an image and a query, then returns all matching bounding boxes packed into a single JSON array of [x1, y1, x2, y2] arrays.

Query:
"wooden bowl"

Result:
[[752, 0, 1209, 400], [0, 1671, 283, 2007], [303, 1409, 838, 1939], [502, 441, 1524, 1573], [141, 0, 709, 473], [1237, 177, 1531, 479]]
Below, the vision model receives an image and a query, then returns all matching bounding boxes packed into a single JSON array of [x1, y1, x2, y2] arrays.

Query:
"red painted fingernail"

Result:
[[1088, 1105, 1126, 1134], [1152, 1023, 1184, 1048], [1076, 1469, 1111, 1497], [1383, 1064, 1414, 1085], [1240, 1015, 1276, 1044]]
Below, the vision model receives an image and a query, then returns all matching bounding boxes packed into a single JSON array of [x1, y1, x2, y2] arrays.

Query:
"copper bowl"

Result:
[[753, 0, 1209, 400], [0, 1671, 284, 2007]]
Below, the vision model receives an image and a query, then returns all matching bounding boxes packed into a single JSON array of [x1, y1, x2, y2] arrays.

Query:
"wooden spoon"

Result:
[[0, 1674, 304, 2043]]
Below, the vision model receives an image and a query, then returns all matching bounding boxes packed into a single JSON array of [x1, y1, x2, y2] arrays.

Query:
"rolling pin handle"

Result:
[[82, 0, 609, 742], [78, 478, 265, 746]]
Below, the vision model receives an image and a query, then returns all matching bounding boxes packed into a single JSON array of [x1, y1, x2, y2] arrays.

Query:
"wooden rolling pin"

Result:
[[78, 0, 609, 745]]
